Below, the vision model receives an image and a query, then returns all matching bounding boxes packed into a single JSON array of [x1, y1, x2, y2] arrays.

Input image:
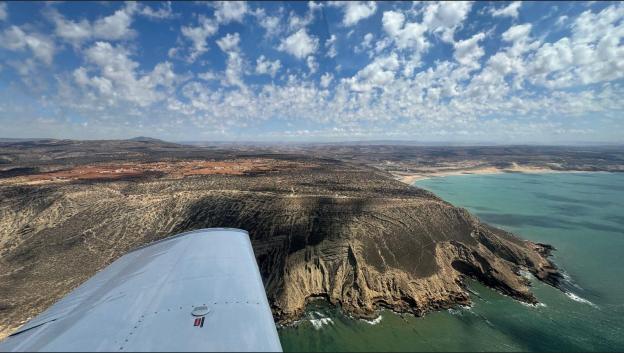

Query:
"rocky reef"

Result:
[[0, 140, 562, 338]]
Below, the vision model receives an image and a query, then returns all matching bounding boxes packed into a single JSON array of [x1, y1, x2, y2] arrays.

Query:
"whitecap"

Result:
[[565, 292, 597, 308], [312, 311, 324, 318], [448, 308, 463, 316], [290, 318, 304, 326], [560, 271, 584, 290], [520, 301, 547, 308], [448, 304, 474, 316], [361, 315, 383, 325], [309, 317, 333, 330]]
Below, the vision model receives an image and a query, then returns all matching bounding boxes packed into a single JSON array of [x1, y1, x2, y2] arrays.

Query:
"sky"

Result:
[[0, 1, 623, 143]]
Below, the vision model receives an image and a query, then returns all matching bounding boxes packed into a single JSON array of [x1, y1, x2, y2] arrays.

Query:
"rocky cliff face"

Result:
[[0, 146, 561, 338]]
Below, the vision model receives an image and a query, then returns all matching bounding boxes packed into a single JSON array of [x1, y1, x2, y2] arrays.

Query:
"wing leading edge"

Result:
[[0, 228, 282, 352]]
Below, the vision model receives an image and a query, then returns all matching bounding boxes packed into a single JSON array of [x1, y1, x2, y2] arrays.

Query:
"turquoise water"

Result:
[[278, 172, 624, 351]]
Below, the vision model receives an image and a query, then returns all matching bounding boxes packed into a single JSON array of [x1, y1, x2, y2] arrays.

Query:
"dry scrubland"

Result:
[[4, 139, 620, 339]]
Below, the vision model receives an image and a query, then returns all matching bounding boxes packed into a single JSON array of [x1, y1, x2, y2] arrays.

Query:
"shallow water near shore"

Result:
[[278, 172, 624, 351]]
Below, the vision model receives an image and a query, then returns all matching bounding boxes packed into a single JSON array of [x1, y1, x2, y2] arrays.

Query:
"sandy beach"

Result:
[[393, 164, 562, 185]]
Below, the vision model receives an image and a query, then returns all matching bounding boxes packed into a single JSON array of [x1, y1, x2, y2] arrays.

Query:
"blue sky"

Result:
[[0, 1, 623, 143]]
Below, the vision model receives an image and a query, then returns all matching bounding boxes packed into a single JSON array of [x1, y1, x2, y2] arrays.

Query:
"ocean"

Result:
[[278, 172, 624, 351]]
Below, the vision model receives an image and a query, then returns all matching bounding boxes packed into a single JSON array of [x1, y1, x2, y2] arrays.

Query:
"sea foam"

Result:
[[520, 301, 547, 308], [309, 317, 333, 330], [361, 315, 383, 325], [565, 292, 597, 308]]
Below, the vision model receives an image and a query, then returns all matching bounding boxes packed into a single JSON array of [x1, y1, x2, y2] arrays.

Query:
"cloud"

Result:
[[363, 32, 373, 47], [278, 28, 319, 59], [454, 32, 486, 69], [0, 2, 7, 21], [527, 4, 624, 88], [306, 55, 319, 74], [214, 1, 248, 24], [216, 32, 240, 52], [555, 15, 568, 27], [355, 32, 374, 54], [138, 2, 175, 20], [572, 3, 624, 44], [287, 1, 322, 32], [47, 3, 140, 46], [3, 2, 624, 142], [253, 8, 282, 37], [502, 23, 532, 42], [92, 3, 136, 40], [75, 41, 177, 107], [422, 1, 472, 43], [48, 3, 171, 46], [198, 71, 218, 81], [181, 16, 218, 62], [320, 72, 333, 88], [216, 33, 246, 88], [0, 25, 55, 65], [344, 53, 400, 92], [491, 1, 522, 19], [329, 1, 377, 26], [48, 10, 92, 45], [256, 55, 281, 77], [325, 34, 337, 58], [381, 2, 472, 53], [382, 11, 428, 51]]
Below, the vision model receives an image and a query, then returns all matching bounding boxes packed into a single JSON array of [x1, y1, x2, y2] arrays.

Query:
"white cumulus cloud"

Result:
[[278, 28, 319, 59], [75, 41, 178, 107], [325, 34, 338, 58], [330, 1, 377, 26], [214, 1, 248, 24], [217, 33, 246, 89], [138, 2, 175, 20], [320, 72, 334, 88], [491, 2, 522, 19], [92, 3, 136, 40], [454, 32, 486, 69], [181, 16, 218, 62], [256, 55, 281, 78], [423, 1, 472, 43], [344, 53, 400, 92], [382, 11, 428, 51], [0, 25, 55, 65]]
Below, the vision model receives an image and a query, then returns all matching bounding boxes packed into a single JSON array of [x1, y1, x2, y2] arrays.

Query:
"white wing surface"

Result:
[[0, 228, 282, 352]]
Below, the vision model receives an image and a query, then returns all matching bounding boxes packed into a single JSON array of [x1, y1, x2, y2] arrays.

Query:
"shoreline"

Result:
[[392, 166, 583, 185]]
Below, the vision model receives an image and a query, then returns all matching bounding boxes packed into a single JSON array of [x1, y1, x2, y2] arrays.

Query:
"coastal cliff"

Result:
[[0, 141, 563, 338]]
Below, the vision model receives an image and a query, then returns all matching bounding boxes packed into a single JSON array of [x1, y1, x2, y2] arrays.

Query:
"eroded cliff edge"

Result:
[[0, 152, 561, 338]]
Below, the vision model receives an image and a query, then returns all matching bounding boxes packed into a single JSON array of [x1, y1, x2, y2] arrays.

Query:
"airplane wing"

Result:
[[0, 228, 282, 352]]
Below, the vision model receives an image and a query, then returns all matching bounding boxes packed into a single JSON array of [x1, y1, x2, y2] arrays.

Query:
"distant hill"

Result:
[[128, 136, 166, 143]]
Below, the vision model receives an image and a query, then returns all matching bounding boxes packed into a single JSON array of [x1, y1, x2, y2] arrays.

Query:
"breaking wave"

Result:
[[361, 315, 383, 325], [520, 301, 547, 308], [309, 317, 333, 330], [565, 292, 597, 308], [308, 311, 334, 330]]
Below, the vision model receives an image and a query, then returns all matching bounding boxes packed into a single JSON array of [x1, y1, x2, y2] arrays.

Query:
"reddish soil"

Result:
[[23, 159, 313, 182]]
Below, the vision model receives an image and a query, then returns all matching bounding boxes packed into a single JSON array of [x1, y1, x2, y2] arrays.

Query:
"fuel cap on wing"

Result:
[[191, 305, 210, 317]]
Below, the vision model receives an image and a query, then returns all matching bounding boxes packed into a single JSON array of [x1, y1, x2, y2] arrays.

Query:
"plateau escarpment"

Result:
[[0, 140, 561, 339]]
